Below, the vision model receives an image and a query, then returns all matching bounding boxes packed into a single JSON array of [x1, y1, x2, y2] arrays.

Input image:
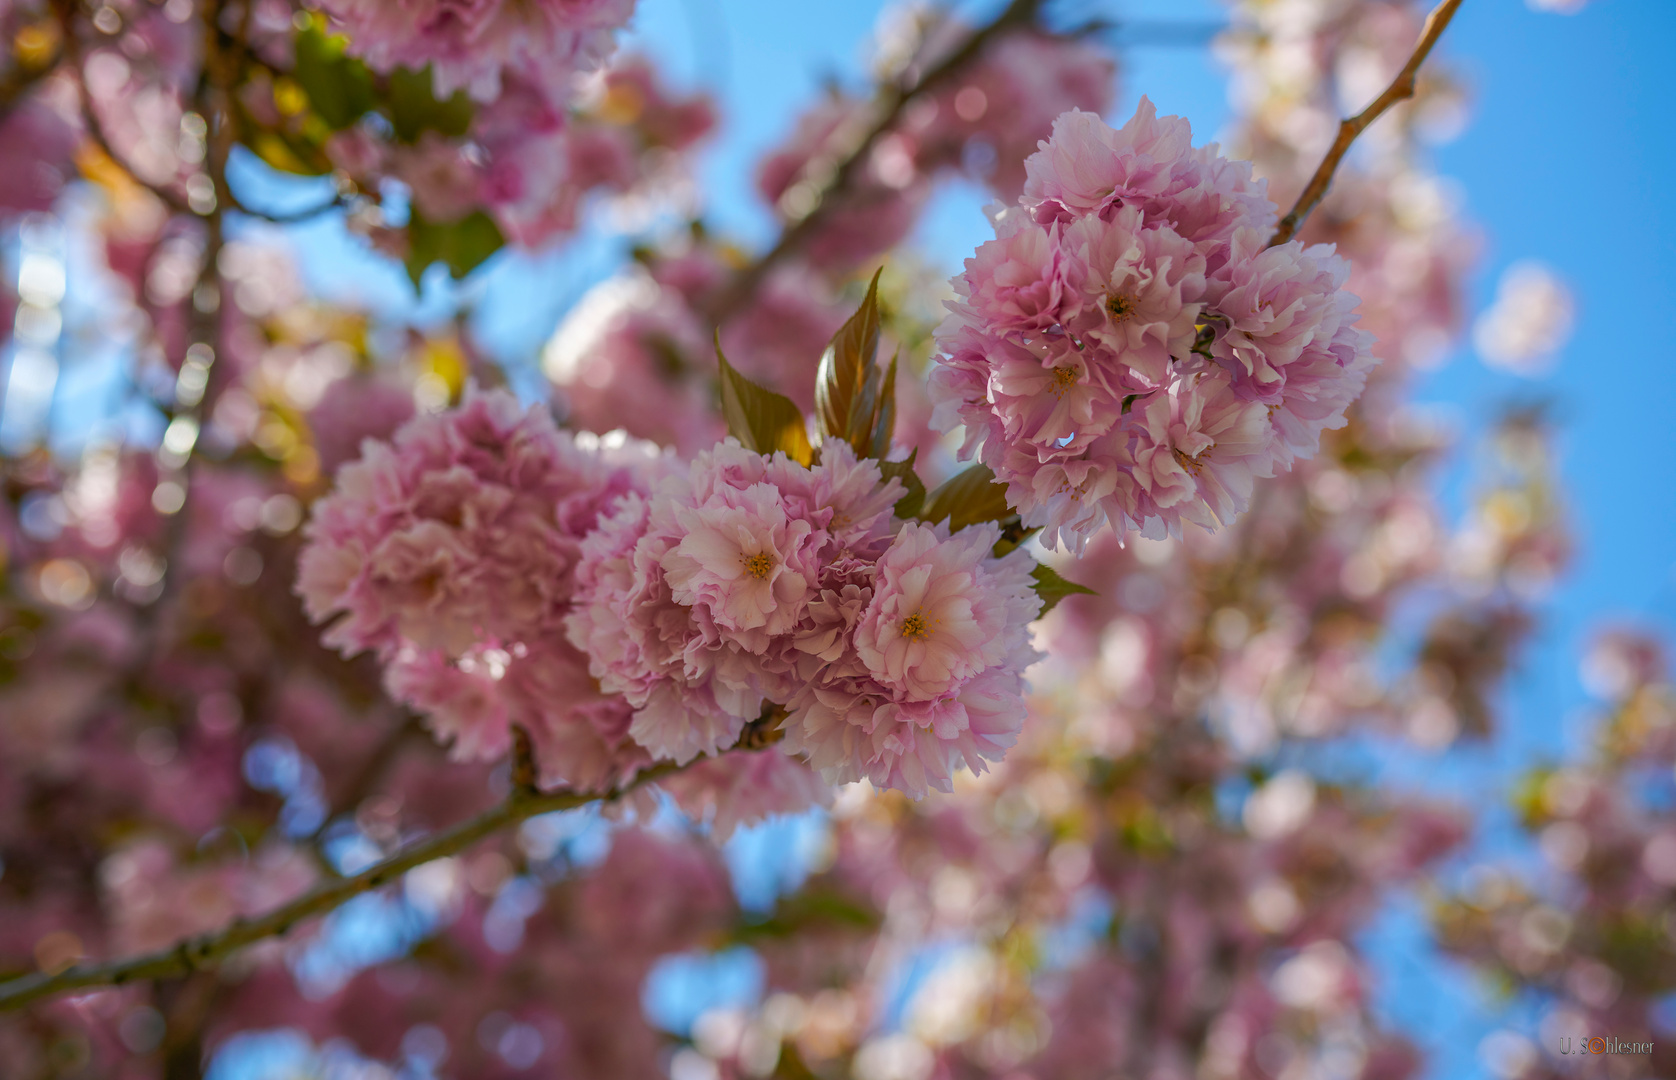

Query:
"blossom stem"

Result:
[[703, 0, 1044, 324], [0, 760, 685, 1012], [1267, 0, 1463, 247]]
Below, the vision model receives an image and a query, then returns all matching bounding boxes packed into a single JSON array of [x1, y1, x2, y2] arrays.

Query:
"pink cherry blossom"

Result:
[[661, 751, 832, 839], [781, 521, 1041, 798], [298, 389, 654, 659], [663, 481, 822, 642], [384, 635, 648, 790], [321, 0, 635, 107], [307, 373, 417, 477], [1022, 99, 1272, 250], [930, 99, 1375, 551]]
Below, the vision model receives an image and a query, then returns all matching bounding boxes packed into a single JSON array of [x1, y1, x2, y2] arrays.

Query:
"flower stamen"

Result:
[[900, 610, 931, 641], [1105, 292, 1136, 321], [742, 552, 774, 579], [1172, 445, 1210, 476]]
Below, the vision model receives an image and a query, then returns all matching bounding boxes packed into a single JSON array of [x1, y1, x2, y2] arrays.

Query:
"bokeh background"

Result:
[[6, 0, 1673, 1077]]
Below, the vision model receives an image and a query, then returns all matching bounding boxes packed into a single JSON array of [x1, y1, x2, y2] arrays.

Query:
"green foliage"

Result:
[[724, 887, 880, 945], [1029, 563, 1096, 614], [990, 524, 1038, 558], [918, 463, 1013, 532], [386, 66, 476, 143], [404, 211, 506, 287], [878, 449, 926, 519], [290, 23, 376, 131], [814, 269, 894, 460], [716, 339, 814, 466]]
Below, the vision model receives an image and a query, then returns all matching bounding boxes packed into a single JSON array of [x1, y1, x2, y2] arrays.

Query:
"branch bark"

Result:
[[0, 707, 789, 1012], [701, 0, 1043, 325], [1266, 0, 1463, 247], [0, 760, 681, 1012]]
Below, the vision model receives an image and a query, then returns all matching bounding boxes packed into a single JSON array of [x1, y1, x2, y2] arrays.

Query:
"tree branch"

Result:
[[49, 0, 192, 215], [0, 29, 63, 124], [0, 708, 789, 1012], [226, 189, 351, 225], [702, 0, 1043, 324], [1266, 0, 1462, 247], [0, 760, 680, 1012]]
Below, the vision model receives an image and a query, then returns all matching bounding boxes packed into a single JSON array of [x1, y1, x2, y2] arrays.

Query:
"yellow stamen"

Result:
[[742, 552, 774, 579], [1105, 292, 1136, 321], [900, 611, 931, 641], [1172, 445, 1211, 476]]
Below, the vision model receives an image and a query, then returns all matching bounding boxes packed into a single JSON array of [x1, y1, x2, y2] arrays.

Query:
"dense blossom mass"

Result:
[[322, 0, 637, 105], [297, 389, 660, 787], [930, 99, 1376, 552], [1, 0, 1652, 1076], [298, 406, 1046, 803], [565, 439, 1042, 797]]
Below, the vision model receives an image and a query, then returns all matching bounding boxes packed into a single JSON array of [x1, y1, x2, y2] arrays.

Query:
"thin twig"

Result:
[[702, 0, 1043, 324], [225, 187, 351, 225], [1267, 0, 1463, 247], [0, 711, 790, 1011], [0, 32, 64, 124], [0, 760, 681, 1012]]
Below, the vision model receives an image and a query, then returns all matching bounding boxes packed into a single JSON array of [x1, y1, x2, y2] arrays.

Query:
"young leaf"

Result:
[[878, 450, 925, 520], [919, 463, 1013, 532], [1030, 563, 1096, 615], [717, 338, 814, 466], [991, 523, 1039, 558], [814, 269, 883, 456], [291, 23, 376, 131], [404, 210, 506, 289], [868, 348, 899, 461], [386, 66, 476, 143]]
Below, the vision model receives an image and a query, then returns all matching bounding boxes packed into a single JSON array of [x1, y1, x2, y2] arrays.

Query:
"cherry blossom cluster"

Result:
[[296, 389, 659, 789], [930, 98, 1377, 552], [322, 0, 636, 107], [566, 439, 1043, 798], [295, 396, 1044, 801], [324, 56, 717, 251]]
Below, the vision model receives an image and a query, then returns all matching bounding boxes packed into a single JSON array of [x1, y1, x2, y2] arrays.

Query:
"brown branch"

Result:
[[0, 758, 684, 1012], [225, 187, 350, 225], [0, 705, 792, 1012], [46, 0, 194, 215], [701, 0, 1044, 324], [0, 27, 64, 124], [1266, 0, 1463, 247]]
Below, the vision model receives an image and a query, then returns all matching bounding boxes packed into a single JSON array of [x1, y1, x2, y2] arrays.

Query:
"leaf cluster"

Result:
[[240, 17, 505, 286]]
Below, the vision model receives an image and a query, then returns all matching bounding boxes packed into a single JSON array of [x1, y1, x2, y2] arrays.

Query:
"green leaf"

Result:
[[242, 126, 333, 177], [723, 888, 880, 944], [1030, 563, 1096, 615], [717, 338, 813, 465], [813, 268, 884, 458], [918, 463, 1013, 532], [386, 66, 476, 143], [869, 348, 898, 460], [991, 524, 1038, 558], [404, 210, 505, 288], [878, 449, 925, 519], [291, 24, 376, 131]]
